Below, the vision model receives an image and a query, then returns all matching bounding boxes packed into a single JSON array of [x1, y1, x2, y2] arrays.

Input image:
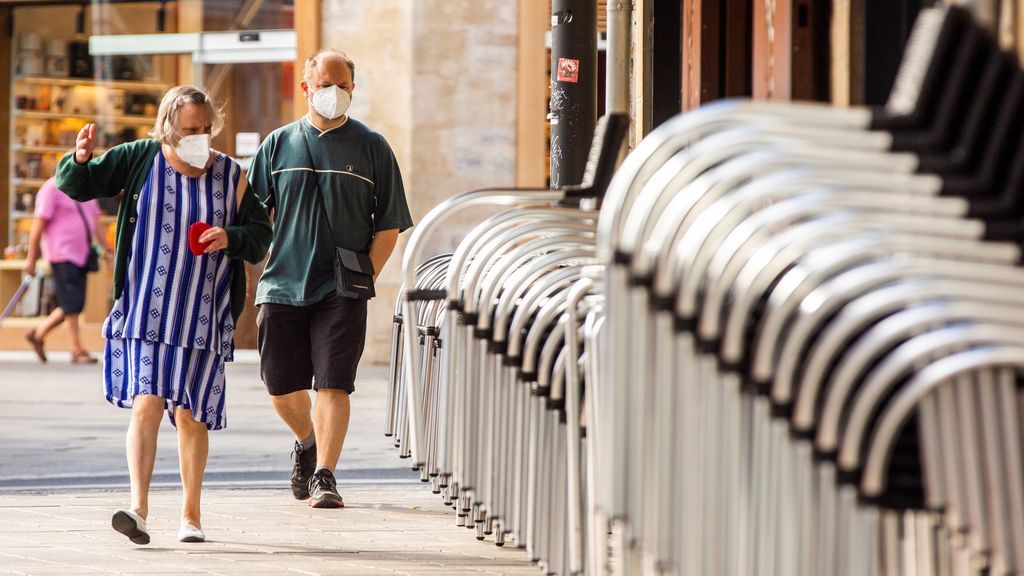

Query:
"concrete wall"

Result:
[[321, 0, 519, 364]]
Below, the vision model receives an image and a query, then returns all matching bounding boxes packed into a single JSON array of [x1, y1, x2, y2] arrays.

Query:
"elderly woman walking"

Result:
[[56, 85, 271, 545]]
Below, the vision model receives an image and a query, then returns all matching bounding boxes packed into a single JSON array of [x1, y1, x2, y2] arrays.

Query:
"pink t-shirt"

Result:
[[34, 177, 102, 268]]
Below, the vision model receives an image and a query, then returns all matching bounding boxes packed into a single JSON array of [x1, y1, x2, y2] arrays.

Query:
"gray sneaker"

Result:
[[291, 441, 317, 500], [307, 469, 345, 508]]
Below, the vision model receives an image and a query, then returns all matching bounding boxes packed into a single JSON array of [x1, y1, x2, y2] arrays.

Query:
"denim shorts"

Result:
[[50, 261, 87, 315]]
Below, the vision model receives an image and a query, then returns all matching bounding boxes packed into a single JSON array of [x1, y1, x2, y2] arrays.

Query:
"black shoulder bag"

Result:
[[74, 203, 101, 272], [299, 125, 376, 300]]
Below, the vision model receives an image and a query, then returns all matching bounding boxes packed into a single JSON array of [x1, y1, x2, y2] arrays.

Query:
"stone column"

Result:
[[321, 0, 519, 364]]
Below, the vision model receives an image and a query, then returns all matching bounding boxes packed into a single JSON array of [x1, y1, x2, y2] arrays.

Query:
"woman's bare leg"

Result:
[[175, 407, 209, 527], [126, 394, 165, 519]]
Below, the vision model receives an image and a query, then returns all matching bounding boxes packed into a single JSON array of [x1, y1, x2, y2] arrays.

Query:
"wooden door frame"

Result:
[[753, 0, 793, 100], [751, 0, 831, 103], [0, 6, 10, 248], [682, 0, 752, 110], [293, 0, 321, 120], [516, 0, 548, 187]]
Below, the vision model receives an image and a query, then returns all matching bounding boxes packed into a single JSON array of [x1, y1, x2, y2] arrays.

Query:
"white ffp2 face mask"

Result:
[[175, 134, 211, 169], [310, 85, 351, 120]]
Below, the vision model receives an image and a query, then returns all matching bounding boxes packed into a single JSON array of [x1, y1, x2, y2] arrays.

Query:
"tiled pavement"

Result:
[[0, 352, 540, 575], [0, 487, 539, 575]]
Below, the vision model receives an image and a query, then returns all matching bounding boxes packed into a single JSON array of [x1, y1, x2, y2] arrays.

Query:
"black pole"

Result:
[[156, 0, 166, 33], [549, 0, 598, 189], [75, 3, 86, 35]]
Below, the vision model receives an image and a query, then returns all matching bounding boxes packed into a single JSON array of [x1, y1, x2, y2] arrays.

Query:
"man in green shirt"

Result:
[[248, 49, 413, 508]]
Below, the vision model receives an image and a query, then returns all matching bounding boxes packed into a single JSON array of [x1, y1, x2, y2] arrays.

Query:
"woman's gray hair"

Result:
[[149, 85, 225, 145]]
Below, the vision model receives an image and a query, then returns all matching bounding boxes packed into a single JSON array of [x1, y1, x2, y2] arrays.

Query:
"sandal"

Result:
[[72, 351, 98, 364], [24, 331, 46, 363]]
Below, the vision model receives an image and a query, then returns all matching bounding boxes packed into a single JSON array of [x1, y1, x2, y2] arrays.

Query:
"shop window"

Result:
[[8, 3, 176, 254], [3, 0, 295, 326]]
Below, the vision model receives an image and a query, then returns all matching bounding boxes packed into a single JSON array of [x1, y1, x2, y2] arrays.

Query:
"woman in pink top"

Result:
[[23, 177, 112, 363]]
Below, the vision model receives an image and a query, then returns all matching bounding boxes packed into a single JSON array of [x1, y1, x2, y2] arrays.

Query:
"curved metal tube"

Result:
[[750, 236, 1022, 384], [537, 311, 570, 393], [859, 346, 1024, 496], [564, 277, 596, 575], [402, 188, 562, 465], [459, 218, 596, 317], [790, 280, 1024, 428], [838, 325, 1024, 467], [779, 260, 1024, 410], [494, 253, 599, 351], [675, 192, 975, 318], [447, 208, 579, 303], [507, 267, 595, 360], [643, 168, 946, 293], [718, 232, 1019, 364], [526, 300, 572, 384], [816, 295, 1024, 450], [474, 231, 596, 332]]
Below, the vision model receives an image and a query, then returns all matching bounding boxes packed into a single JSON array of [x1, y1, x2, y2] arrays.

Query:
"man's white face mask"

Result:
[[310, 85, 351, 120], [175, 134, 211, 169]]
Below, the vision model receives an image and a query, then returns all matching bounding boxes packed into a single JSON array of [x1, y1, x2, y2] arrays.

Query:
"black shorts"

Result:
[[49, 262, 87, 315], [256, 293, 367, 396]]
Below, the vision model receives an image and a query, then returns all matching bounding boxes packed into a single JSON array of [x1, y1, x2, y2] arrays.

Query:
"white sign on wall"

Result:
[[236, 132, 261, 157]]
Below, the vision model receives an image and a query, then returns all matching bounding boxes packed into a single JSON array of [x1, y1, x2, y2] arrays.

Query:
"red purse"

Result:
[[188, 222, 212, 256]]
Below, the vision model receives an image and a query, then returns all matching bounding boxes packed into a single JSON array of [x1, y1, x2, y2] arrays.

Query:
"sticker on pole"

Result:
[[557, 58, 580, 83]]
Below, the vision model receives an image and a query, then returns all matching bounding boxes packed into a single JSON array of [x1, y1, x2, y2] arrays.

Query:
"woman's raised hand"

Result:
[[74, 123, 97, 164]]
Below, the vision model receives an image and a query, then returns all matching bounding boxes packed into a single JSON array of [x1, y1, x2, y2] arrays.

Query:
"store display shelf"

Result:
[[13, 144, 70, 154], [0, 316, 49, 326], [13, 110, 156, 124], [12, 144, 107, 155], [0, 259, 34, 271], [11, 178, 48, 189], [15, 75, 168, 91]]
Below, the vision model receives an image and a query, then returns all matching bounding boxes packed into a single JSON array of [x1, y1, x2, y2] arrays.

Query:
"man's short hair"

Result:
[[304, 49, 356, 83]]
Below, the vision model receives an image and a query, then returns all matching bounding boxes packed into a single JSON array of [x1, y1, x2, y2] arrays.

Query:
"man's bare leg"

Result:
[[313, 389, 350, 470], [273, 389, 319, 501], [270, 390, 314, 441], [65, 313, 86, 355], [33, 307, 65, 341]]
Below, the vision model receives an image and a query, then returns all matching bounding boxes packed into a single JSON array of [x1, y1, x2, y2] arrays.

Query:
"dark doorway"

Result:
[[860, 0, 928, 105], [792, 0, 832, 102], [652, 0, 681, 128]]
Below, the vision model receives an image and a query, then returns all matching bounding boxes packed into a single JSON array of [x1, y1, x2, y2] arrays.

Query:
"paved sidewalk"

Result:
[[0, 487, 537, 575], [0, 351, 411, 489], [0, 352, 539, 575]]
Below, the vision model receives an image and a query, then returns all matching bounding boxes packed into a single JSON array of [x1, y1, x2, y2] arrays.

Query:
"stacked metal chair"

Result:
[[385, 112, 628, 575], [388, 5, 1024, 575]]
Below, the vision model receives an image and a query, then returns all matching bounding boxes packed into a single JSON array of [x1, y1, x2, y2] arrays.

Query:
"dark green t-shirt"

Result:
[[248, 117, 414, 306]]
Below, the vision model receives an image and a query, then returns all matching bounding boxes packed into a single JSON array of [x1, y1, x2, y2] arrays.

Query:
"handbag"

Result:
[[299, 125, 376, 300], [74, 203, 101, 273]]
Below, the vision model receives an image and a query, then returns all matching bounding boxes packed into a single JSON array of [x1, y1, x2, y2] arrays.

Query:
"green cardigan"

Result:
[[56, 139, 273, 322]]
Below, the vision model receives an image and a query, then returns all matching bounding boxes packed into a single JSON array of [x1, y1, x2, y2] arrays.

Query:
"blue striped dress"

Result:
[[103, 150, 239, 430]]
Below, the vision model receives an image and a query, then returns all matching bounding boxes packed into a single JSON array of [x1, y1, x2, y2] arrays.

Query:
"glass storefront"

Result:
[[2, 0, 296, 327]]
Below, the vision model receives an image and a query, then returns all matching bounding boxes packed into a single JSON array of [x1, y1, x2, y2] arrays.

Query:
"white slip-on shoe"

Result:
[[178, 523, 206, 543], [111, 509, 150, 545]]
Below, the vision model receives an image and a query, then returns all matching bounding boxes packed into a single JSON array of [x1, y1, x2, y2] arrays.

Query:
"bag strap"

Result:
[[73, 202, 93, 247], [298, 120, 340, 248]]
